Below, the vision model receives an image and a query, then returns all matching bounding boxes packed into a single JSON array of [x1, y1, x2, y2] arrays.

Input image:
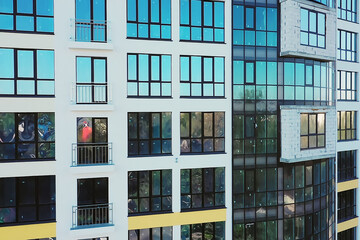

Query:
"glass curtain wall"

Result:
[[232, 0, 336, 239]]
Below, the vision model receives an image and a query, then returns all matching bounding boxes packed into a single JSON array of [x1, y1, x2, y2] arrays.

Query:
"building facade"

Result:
[[0, 0, 358, 239]]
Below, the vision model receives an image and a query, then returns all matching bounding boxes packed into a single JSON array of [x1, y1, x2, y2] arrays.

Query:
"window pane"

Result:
[[0, 49, 14, 78], [37, 50, 54, 79], [76, 57, 91, 83], [18, 51, 34, 78]]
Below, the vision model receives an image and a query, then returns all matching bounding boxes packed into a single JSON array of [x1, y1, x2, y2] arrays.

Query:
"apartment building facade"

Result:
[[0, 0, 358, 239]]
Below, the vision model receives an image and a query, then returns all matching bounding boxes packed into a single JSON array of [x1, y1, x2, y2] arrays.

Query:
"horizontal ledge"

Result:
[[337, 217, 358, 233], [69, 104, 115, 112], [0, 222, 56, 240], [338, 179, 359, 193], [280, 153, 336, 163]]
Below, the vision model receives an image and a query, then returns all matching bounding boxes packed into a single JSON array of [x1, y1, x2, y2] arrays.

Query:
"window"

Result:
[[338, 0, 357, 22], [0, 48, 54, 96], [338, 189, 356, 222], [233, 6, 278, 47], [181, 222, 225, 239], [300, 113, 325, 149], [129, 227, 172, 240], [180, 56, 225, 97], [338, 228, 356, 240], [338, 111, 356, 141], [180, 0, 224, 42], [0, 0, 54, 33], [300, 9, 325, 48], [127, 0, 171, 40], [76, 117, 108, 165], [75, 0, 106, 42], [338, 30, 357, 62], [0, 113, 55, 161], [128, 170, 172, 214], [180, 112, 225, 153], [181, 167, 225, 210], [76, 57, 107, 104], [128, 112, 171, 156], [337, 71, 357, 101], [127, 54, 171, 97], [0, 176, 55, 224], [338, 151, 356, 181]]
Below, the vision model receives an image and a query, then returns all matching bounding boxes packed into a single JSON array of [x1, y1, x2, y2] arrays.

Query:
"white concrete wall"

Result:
[[54, 0, 232, 239]]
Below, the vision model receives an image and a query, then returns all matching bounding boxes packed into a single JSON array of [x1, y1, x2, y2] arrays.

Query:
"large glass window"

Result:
[[337, 111, 356, 141], [233, 6, 277, 47], [78, 178, 108, 206], [128, 112, 171, 156], [337, 71, 357, 101], [338, 150, 356, 181], [300, 113, 325, 149], [181, 167, 225, 210], [0, 113, 55, 161], [180, 0, 224, 42], [0, 48, 54, 96], [128, 170, 172, 214], [76, 57, 107, 104], [129, 227, 172, 240], [0, 0, 54, 33], [127, 0, 171, 39], [338, 0, 357, 22], [0, 176, 55, 224], [338, 228, 356, 240], [180, 56, 225, 97], [75, 0, 106, 42], [338, 189, 356, 222], [300, 9, 325, 48], [181, 221, 225, 239], [180, 112, 225, 154], [338, 30, 357, 62], [127, 54, 171, 97]]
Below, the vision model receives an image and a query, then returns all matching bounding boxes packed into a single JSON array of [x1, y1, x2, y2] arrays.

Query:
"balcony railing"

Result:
[[71, 83, 112, 104], [70, 19, 110, 43], [72, 203, 113, 228], [72, 143, 113, 166]]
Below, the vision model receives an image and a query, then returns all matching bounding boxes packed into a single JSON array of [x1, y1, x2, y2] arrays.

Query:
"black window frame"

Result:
[[338, 150, 357, 182], [338, 29, 357, 62], [180, 112, 225, 154], [181, 221, 225, 239], [180, 0, 225, 43], [128, 169, 172, 215], [180, 55, 225, 97], [337, 70, 357, 101], [300, 113, 326, 150], [338, 227, 356, 240], [181, 167, 225, 211], [338, 0, 357, 22], [77, 177, 109, 206], [128, 112, 172, 157], [300, 8, 326, 49], [338, 189, 357, 222], [0, 175, 56, 226], [0, 0, 54, 34], [129, 227, 172, 240], [338, 111, 357, 141], [0, 48, 55, 97], [127, 53, 172, 98]]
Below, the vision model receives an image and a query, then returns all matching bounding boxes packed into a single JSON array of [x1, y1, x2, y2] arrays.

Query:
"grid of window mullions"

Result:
[[181, 222, 224, 238], [181, 168, 225, 210], [338, 190, 356, 222], [300, 113, 325, 150], [127, 54, 171, 97], [180, 56, 224, 97], [128, 171, 171, 214], [180, 0, 224, 42], [338, 30, 357, 62], [338, 111, 356, 141], [337, 0, 357, 22], [338, 151, 356, 181], [300, 9, 325, 48], [337, 71, 357, 101], [127, 0, 171, 39], [0, 49, 54, 97], [181, 112, 225, 153], [129, 227, 172, 240]]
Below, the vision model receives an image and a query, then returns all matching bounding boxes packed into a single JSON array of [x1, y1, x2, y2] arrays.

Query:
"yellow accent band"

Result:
[[337, 179, 358, 193], [0, 222, 56, 240], [337, 217, 358, 233], [128, 208, 226, 230]]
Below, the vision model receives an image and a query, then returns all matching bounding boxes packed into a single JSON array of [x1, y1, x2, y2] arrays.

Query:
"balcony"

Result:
[[72, 203, 113, 228], [72, 82, 110, 104], [72, 143, 113, 166], [70, 18, 109, 43]]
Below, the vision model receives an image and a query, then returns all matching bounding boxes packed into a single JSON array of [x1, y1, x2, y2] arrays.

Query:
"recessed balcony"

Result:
[[72, 203, 113, 228], [72, 143, 113, 166]]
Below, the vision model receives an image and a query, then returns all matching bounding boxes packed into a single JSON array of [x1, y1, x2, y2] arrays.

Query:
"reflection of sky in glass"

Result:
[[128, 0, 136, 21], [0, 0, 13, 13], [17, 0, 33, 14], [18, 51, 34, 78], [76, 0, 90, 19], [37, 50, 54, 79], [93, 0, 105, 21], [0, 49, 14, 78], [36, 0, 53, 15], [161, 56, 171, 81], [191, 57, 201, 82], [139, 55, 149, 81], [151, 0, 159, 22], [77, 57, 91, 83], [151, 56, 160, 81], [161, 0, 171, 24], [138, 0, 148, 22], [94, 59, 106, 83]]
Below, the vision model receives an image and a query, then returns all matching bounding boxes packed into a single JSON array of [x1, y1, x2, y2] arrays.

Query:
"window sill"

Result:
[[68, 41, 114, 51], [127, 154, 173, 158], [70, 104, 115, 112], [180, 152, 226, 156]]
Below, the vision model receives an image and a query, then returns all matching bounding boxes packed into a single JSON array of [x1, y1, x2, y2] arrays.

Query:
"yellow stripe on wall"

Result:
[[0, 222, 56, 240], [337, 179, 358, 193], [338, 217, 358, 233], [128, 208, 226, 230]]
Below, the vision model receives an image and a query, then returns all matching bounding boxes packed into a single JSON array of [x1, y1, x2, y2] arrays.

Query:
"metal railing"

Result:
[[72, 203, 113, 228], [76, 83, 108, 104], [71, 19, 109, 42], [72, 143, 112, 166]]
